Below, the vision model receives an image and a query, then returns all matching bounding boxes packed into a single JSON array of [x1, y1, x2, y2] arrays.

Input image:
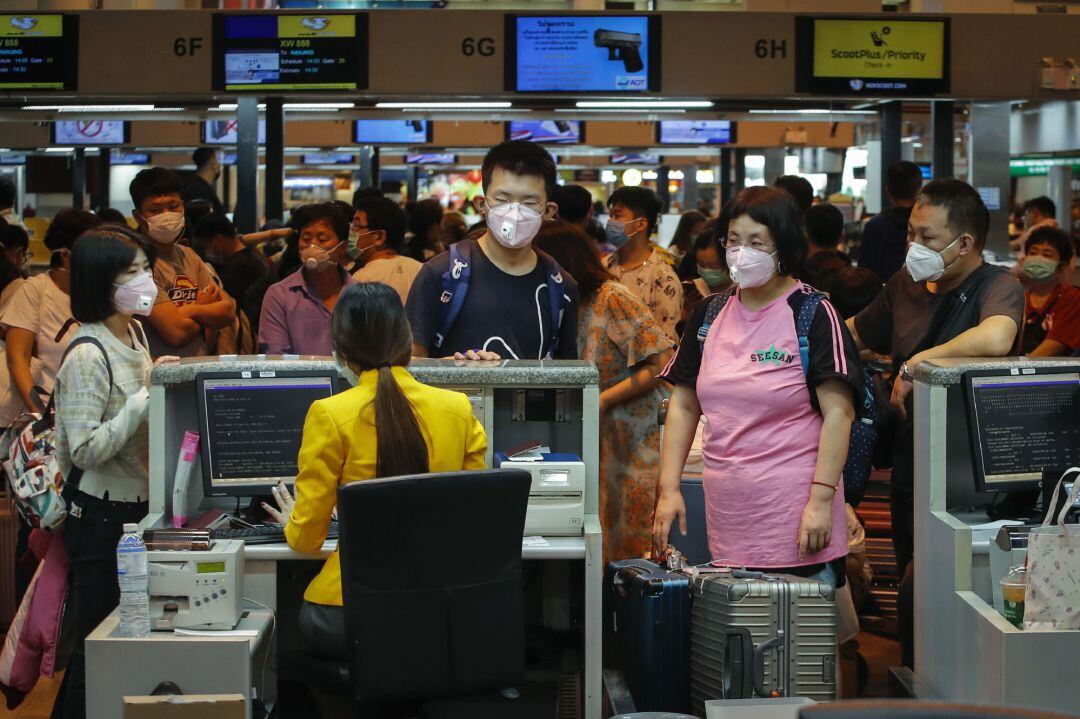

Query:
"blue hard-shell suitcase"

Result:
[[604, 559, 692, 714], [668, 476, 711, 566]]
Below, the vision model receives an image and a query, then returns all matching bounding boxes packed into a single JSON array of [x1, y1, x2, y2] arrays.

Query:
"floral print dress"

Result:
[[579, 281, 674, 562]]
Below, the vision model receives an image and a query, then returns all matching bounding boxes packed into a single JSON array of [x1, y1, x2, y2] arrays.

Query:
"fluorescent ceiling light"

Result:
[[375, 102, 512, 109], [284, 102, 354, 110], [748, 109, 877, 116], [575, 100, 713, 109], [556, 108, 685, 114], [23, 104, 185, 113], [45, 147, 74, 153]]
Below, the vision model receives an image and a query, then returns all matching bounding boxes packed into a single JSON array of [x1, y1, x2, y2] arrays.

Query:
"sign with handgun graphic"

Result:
[[506, 14, 660, 93]]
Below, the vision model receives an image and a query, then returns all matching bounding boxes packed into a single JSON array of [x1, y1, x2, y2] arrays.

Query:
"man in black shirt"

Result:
[[185, 147, 224, 214], [195, 212, 268, 327], [803, 202, 851, 290], [858, 161, 922, 282], [406, 141, 579, 360]]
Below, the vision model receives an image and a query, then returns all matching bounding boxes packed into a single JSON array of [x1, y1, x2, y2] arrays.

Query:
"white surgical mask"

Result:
[[905, 236, 961, 283], [144, 211, 186, 245], [726, 245, 778, 289], [113, 272, 157, 316]]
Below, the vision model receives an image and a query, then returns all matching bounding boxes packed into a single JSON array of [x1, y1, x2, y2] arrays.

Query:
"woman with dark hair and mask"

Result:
[[258, 202, 357, 355], [653, 186, 863, 587], [52, 225, 171, 718], [263, 282, 487, 658]]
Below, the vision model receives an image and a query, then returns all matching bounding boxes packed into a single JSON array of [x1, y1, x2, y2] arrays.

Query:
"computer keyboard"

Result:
[[211, 521, 339, 545]]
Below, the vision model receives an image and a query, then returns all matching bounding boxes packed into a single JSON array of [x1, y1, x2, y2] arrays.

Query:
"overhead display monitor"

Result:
[[405, 153, 456, 165], [657, 121, 736, 145], [508, 120, 582, 144], [204, 119, 267, 145], [506, 14, 661, 92], [302, 152, 355, 165], [611, 153, 659, 165], [52, 121, 129, 146], [111, 151, 149, 165], [212, 13, 368, 92], [0, 15, 78, 91], [354, 120, 430, 145], [796, 16, 950, 96]]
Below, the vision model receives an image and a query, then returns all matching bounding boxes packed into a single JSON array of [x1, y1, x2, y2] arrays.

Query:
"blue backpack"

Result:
[[434, 240, 569, 359], [697, 288, 877, 506]]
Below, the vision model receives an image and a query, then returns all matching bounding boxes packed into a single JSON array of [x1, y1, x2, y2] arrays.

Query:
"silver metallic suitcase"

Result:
[[687, 569, 836, 715]]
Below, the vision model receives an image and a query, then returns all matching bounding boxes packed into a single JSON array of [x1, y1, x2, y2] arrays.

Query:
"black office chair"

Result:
[[800, 700, 1078, 719], [281, 469, 532, 718]]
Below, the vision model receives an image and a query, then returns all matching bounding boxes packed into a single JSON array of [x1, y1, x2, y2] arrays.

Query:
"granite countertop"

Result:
[[914, 356, 1080, 386], [152, 355, 599, 386]]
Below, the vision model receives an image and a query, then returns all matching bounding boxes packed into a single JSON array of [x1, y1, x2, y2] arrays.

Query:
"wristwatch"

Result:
[[900, 362, 914, 381]]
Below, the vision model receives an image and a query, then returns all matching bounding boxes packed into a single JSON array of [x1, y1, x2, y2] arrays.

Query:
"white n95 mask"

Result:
[[905, 236, 960, 283], [113, 272, 157, 316]]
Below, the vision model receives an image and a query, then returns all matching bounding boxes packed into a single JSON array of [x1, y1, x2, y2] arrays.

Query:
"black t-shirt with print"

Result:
[[853, 262, 1025, 371], [661, 284, 864, 411], [405, 239, 580, 360]]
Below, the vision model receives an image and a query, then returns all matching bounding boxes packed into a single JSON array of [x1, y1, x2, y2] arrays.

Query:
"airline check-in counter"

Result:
[[136, 356, 601, 718], [912, 358, 1080, 714]]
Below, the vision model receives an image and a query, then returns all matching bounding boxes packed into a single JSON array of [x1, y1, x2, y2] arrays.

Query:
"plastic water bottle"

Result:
[[116, 523, 150, 638]]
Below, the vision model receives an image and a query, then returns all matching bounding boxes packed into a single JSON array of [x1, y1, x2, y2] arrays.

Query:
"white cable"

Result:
[[244, 597, 276, 705], [534, 284, 546, 359], [482, 337, 520, 360]]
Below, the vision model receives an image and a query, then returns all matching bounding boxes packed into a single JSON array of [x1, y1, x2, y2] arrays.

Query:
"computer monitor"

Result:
[[195, 371, 338, 498], [963, 368, 1080, 494]]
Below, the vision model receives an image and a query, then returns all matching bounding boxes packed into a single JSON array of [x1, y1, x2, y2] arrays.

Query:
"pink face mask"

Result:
[[726, 245, 778, 289], [485, 202, 543, 250]]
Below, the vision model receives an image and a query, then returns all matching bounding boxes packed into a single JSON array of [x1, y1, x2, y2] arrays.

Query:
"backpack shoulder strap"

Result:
[[46, 336, 113, 415], [794, 289, 827, 376], [537, 250, 568, 358], [697, 288, 736, 353], [435, 241, 472, 352]]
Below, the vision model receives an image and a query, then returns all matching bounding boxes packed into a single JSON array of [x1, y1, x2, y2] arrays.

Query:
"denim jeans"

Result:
[[53, 489, 147, 719]]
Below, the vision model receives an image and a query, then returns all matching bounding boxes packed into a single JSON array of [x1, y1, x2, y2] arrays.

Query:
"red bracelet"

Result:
[[811, 481, 838, 492]]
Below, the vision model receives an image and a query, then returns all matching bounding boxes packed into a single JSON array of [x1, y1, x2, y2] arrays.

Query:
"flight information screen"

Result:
[[0, 15, 78, 91], [966, 372, 1080, 489], [506, 14, 660, 92], [213, 13, 367, 92]]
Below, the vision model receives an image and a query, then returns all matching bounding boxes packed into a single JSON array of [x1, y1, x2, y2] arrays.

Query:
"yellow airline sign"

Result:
[[813, 19, 945, 80], [0, 15, 63, 38]]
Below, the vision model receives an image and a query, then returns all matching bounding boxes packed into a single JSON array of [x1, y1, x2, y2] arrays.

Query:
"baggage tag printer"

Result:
[[147, 539, 245, 631], [495, 452, 586, 536]]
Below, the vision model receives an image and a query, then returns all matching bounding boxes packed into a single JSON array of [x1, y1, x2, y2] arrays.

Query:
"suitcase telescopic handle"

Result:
[[753, 637, 783, 698]]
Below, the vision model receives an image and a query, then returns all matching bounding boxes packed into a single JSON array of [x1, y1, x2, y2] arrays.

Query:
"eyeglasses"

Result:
[[485, 196, 546, 214], [721, 237, 774, 252]]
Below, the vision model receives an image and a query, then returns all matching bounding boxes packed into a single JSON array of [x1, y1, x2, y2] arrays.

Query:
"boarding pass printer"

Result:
[[148, 539, 245, 631], [496, 453, 586, 536]]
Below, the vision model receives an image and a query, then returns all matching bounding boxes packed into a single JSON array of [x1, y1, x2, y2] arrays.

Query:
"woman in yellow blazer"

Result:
[[264, 282, 486, 659]]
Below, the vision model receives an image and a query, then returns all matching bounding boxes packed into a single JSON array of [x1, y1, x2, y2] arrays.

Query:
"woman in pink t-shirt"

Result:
[[654, 187, 863, 585]]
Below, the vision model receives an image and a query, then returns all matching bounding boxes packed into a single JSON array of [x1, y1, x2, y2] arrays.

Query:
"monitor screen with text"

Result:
[[197, 374, 336, 495]]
